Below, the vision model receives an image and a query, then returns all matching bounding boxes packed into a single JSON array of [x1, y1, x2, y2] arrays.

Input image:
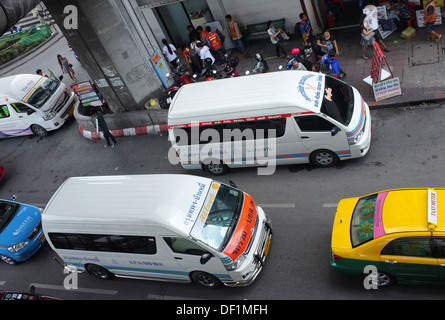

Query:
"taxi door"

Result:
[[0, 104, 31, 137], [380, 237, 440, 284], [431, 237, 445, 283], [292, 115, 350, 159]]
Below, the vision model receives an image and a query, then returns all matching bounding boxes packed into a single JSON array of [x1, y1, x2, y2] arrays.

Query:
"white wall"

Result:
[[221, 0, 303, 32]]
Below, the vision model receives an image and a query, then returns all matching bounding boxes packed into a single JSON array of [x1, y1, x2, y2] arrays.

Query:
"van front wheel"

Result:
[[205, 161, 229, 175], [191, 271, 222, 288], [85, 264, 115, 280], [310, 149, 338, 167], [31, 124, 48, 137]]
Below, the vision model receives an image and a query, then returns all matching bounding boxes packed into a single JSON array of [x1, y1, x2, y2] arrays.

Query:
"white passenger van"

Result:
[[0, 74, 78, 138], [42, 175, 272, 288], [168, 71, 371, 175]]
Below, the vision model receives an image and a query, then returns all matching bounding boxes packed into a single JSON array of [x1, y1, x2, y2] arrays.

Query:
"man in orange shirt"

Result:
[[225, 14, 248, 55], [424, 0, 441, 42], [205, 26, 226, 64]]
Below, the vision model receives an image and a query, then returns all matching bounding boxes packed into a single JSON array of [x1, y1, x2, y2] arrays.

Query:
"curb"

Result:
[[79, 124, 168, 140]]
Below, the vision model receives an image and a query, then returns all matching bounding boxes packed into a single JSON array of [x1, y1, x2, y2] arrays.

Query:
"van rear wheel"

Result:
[[205, 161, 229, 176], [31, 124, 48, 137], [191, 271, 222, 288], [310, 149, 338, 167], [85, 264, 115, 280]]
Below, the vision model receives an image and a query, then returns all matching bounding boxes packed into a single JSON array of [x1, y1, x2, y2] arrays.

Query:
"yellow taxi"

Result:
[[330, 188, 445, 287]]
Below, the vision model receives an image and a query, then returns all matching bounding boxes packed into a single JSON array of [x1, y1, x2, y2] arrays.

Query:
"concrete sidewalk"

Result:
[[233, 22, 445, 109]]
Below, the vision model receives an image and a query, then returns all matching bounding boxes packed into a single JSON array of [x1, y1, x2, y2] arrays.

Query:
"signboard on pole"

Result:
[[71, 81, 102, 107], [371, 43, 385, 84], [372, 77, 402, 101]]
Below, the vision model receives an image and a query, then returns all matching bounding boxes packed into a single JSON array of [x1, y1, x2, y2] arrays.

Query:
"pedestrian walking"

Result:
[[363, 5, 389, 52], [267, 20, 289, 59], [359, 14, 375, 60], [161, 39, 178, 68], [57, 54, 76, 81], [225, 14, 248, 55], [205, 26, 226, 64], [90, 108, 117, 148], [424, 0, 442, 42]]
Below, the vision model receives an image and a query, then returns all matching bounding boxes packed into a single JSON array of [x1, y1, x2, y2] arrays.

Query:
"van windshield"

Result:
[[321, 76, 354, 126], [0, 201, 19, 233], [191, 184, 243, 251], [26, 78, 60, 109]]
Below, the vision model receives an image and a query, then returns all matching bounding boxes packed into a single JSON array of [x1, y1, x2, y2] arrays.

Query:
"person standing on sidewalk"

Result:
[[90, 108, 117, 148], [226, 14, 248, 55], [424, 0, 442, 42], [267, 20, 290, 59]]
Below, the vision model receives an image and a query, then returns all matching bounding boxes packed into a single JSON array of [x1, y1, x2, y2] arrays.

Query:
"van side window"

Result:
[[48, 233, 157, 254], [11, 103, 33, 114], [294, 115, 334, 132], [0, 105, 10, 118], [164, 237, 208, 256], [174, 118, 286, 145]]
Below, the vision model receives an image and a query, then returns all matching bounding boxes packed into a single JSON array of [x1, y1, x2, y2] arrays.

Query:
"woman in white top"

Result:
[[162, 39, 178, 68]]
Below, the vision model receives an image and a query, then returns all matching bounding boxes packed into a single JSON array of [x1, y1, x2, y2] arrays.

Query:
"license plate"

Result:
[[264, 235, 271, 257], [38, 234, 46, 243]]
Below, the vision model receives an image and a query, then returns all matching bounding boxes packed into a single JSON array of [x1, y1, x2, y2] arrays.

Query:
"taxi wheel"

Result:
[[31, 125, 48, 137], [377, 271, 395, 287], [191, 271, 222, 288], [310, 149, 338, 168], [0, 254, 17, 265], [85, 264, 115, 280]]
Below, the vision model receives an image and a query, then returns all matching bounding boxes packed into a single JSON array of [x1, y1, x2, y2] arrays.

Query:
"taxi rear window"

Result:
[[350, 195, 377, 247]]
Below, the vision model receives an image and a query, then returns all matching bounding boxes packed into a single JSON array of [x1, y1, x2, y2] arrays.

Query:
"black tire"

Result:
[[190, 271, 222, 288], [205, 161, 229, 176], [31, 124, 48, 137], [376, 271, 395, 287], [85, 264, 115, 280], [310, 149, 338, 167], [0, 254, 17, 265]]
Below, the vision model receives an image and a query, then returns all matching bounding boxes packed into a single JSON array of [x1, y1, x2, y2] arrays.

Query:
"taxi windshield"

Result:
[[321, 76, 354, 126], [0, 201, 20, 233], [191, 184, 243, 251], [350, 194, 377, 247], [26, 78, 59, 109]]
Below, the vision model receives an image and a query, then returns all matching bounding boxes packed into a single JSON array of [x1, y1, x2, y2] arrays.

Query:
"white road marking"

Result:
[[30, 283, 118, 295], [258, 203, 296, 208], [323, 203, 339, 208]]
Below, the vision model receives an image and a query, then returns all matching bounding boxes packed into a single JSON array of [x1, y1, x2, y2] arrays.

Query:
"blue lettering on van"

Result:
[[128, 260, 165, 267], [297, 74, 324, 108], [185, 182, 206, 226]]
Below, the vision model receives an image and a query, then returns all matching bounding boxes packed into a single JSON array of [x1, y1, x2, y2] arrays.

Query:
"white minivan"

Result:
[[168, 71, 371, 175], [42, 175, 272, 288], [0, 74, 78, 138]]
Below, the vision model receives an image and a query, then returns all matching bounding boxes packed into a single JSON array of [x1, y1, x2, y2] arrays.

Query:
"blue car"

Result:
[[0, 198, 45, 265]]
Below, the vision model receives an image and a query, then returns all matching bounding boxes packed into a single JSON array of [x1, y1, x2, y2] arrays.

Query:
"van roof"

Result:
[[0, 74, 44, 100], [168, 71, 326, 124], [42, 175, 214, 235]]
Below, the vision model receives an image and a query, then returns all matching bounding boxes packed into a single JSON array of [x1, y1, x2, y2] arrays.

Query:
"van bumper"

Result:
[[223, 211, 272, 287]]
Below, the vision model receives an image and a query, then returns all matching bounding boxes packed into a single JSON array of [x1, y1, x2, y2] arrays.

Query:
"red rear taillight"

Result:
[[332, 253, 342, 261]]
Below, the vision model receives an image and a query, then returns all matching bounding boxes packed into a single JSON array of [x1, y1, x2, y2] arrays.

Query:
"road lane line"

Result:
[[323, 203, 339, 208], [30, 283, 118, 295], [258, 203, 296, 208]]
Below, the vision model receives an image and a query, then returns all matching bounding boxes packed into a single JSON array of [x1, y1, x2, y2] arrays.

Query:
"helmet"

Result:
[[291, 48, 300, 56], [255, 53, 263, 62]]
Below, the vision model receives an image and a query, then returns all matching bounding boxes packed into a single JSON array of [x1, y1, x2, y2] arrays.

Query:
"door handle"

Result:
[[174, 257, 183, 260], [440, 264, 445, 267], [301, 136, 309, 139], [384, 260, 398, 264]]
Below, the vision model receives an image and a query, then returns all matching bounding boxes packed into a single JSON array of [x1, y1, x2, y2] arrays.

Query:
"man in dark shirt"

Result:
[[90, 109, 117, 148]]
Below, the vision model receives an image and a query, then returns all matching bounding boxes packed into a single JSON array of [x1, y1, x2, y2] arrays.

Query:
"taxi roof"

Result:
[[383, 188, 445, 234], [168, 71, 326, 124]]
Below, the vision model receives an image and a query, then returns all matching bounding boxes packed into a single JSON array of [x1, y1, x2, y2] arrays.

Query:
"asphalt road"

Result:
[[1, 103, 445, 302]]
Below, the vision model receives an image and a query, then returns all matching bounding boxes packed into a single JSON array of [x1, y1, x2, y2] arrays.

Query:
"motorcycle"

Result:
[[159, 63, 195, 109], [193, 58, 223, 81], [221, 54, 239, 78]]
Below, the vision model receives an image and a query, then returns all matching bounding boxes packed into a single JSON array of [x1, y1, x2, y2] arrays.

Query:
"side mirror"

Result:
[[200, 253, 213, 265], [331, 126, 341, 136], [11, 195, 16, 201]]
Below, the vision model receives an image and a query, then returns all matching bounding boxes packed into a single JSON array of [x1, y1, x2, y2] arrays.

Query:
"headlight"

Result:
[[8, 241, 29, 253], [43, 112, 57, 121], [348, 130, 364, 145], [224, 254, 246, 271]]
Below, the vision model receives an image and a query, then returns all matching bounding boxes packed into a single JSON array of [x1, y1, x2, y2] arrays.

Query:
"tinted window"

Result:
[[49, 233, 157, 254], [381, 238, 433, 258], [164, 237, 208, 256], [294, 115, 334, 132], [0, 105, 10, 118], [433, 238, 445, 258], [11, 103, 33, 114]]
